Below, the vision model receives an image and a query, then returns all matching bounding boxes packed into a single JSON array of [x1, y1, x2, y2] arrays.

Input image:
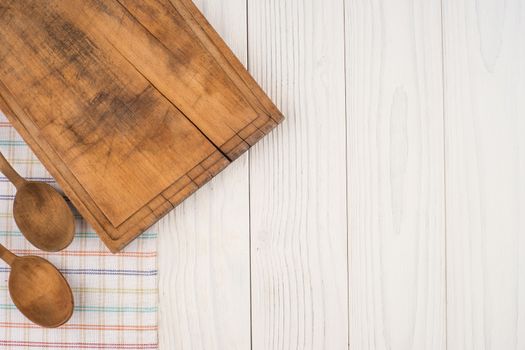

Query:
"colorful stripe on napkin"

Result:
[[0, 114, 158, 349]]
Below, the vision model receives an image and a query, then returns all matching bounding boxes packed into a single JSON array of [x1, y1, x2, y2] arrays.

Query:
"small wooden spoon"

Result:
[[0, 244, 74, 327], [0, 152, 75, 251]]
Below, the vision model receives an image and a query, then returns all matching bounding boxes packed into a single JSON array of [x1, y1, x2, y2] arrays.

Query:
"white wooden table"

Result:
[[157, 0, 525, 348]]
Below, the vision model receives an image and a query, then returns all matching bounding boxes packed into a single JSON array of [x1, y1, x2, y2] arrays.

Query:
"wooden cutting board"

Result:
[[0, 0, 283, 252]]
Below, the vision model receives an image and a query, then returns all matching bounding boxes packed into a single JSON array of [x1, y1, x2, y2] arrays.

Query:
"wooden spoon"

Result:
[[0, 244, 74, 327], [0, 152, 75, 251]]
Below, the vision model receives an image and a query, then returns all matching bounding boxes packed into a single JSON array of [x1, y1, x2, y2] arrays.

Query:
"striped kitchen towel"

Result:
[[0, 113, 158, 349]]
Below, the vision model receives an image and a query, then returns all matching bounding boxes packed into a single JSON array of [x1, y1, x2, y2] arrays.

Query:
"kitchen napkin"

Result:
[[0, 113, 158, 349]]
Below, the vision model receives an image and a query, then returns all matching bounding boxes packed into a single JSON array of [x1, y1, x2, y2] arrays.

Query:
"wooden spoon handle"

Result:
[[0, 244, 16, 266], [0, 152, 25, 189]]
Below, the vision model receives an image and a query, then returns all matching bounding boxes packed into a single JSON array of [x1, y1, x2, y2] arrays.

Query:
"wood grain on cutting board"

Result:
[[0, 0, 283, 252]]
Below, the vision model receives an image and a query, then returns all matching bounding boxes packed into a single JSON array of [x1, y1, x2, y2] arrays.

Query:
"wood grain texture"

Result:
[[0, 0, 219, 226], [158, 0, 251, 348], [345, 0, 446, 348], [0, 0, 283, 252], [154, 0, 525, 348], [442, 0, 525, 348], [66, 0, 268, 149], [248, 0, 348, 348]]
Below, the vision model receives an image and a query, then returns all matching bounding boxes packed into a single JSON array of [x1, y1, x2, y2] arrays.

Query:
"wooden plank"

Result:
[[0, 0, 284, 252], [345, 0, 446, 348], [248, 0, 348, 348], [442, 0, 525, 348], [158, 0, 251, 348]]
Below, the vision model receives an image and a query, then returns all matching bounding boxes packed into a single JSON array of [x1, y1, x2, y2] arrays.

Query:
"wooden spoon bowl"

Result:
[[0, 245, 74, 328], [0, 152, 75, 252], [9, 255, 74, 328], [14, 182, 75, 252]]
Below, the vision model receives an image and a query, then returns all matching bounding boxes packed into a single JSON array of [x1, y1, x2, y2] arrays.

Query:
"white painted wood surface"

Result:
[[248, 0, 348, 348], [345, 0, 446, 348], [442, 0, 525, 349], [158, 0, 525, 349]]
